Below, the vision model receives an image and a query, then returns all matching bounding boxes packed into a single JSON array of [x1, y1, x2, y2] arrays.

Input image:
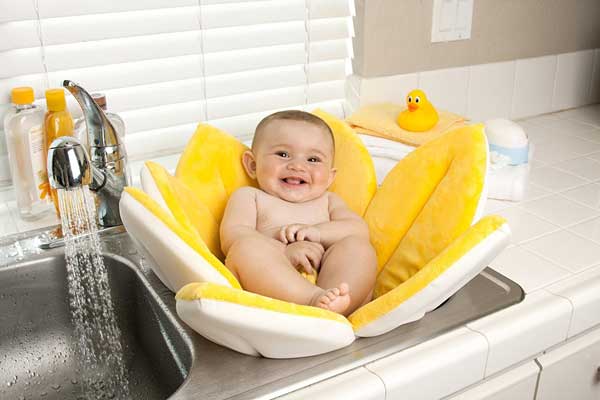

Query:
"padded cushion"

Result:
[[120, 188, 241, 291], [349, 216, 510, 336], [175, 124, 256, 224], [176, 282, 355, 358], [366, 124, 488, 298], [314, 110, 377, 217], [145, 161, 223, 260]]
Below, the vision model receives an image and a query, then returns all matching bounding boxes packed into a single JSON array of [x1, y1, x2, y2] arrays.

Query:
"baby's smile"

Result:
[[281, 176, 308, 186]]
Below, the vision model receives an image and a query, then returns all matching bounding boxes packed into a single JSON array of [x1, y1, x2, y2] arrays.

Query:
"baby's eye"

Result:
[[276, 151, 289, 158], [307, 156, 321, 163]]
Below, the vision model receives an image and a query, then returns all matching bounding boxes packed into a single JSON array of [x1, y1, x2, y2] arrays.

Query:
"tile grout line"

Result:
[[522, 242, 600, 275]]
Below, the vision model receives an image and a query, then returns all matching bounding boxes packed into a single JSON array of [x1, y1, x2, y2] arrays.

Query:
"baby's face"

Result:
[[247, 119, 336, 203]]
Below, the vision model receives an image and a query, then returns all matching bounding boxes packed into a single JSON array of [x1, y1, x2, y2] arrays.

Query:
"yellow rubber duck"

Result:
[[397, 89, 439, 132]]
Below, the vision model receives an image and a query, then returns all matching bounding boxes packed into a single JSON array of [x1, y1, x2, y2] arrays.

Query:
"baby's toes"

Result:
[[339, 283, 349, 296], [326, 291, 337, 301], [319, 295, 331, 306]]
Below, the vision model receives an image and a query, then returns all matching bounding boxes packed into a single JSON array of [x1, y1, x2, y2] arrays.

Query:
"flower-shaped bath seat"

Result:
[[119, 110, 510, 358]]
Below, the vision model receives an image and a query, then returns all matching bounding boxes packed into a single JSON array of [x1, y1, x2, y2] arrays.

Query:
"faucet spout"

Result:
[[63, 80, 120, 149], [57, 80, 130, 228]]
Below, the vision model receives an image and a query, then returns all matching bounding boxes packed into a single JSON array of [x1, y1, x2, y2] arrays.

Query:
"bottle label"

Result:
[[28, 125, 51, 202]]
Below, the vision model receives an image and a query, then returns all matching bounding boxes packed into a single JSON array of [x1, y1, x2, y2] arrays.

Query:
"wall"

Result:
[[353, 0, 600, 77]]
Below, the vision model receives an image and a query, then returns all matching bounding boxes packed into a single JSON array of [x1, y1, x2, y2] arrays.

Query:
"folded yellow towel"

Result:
[[347, 102, 467, 147]]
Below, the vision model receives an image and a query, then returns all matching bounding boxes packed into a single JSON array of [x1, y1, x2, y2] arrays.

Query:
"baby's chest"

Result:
[[255, 197, 330, 230]]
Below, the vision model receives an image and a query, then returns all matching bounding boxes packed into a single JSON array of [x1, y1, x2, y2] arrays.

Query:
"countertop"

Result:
[[1, 104, 600, 399]]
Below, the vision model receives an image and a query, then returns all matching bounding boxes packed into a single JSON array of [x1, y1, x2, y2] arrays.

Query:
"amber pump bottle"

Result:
[[44, 88, 74, 215]]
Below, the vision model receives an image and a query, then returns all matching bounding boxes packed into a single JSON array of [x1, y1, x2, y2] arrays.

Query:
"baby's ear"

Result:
[[327, 167, 337, 187], [242, 150, 257, 179]]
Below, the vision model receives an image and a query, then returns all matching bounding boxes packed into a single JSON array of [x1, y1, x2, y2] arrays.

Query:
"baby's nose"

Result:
[[288, 160, 306, 171]]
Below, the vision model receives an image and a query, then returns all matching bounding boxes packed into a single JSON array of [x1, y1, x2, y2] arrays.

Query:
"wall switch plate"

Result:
[[431, 0, 473, 43]]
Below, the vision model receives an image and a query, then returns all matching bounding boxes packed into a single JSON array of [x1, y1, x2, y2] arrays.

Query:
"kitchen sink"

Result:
[[0, 237, 192, 400], [0, 229, 523, 400]]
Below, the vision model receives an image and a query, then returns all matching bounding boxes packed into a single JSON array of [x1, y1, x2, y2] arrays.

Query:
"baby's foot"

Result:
[[311, 283, 350, 315]]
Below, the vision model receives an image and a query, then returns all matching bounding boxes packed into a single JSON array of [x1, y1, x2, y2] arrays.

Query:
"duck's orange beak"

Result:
[[408, 103, 419, 112]]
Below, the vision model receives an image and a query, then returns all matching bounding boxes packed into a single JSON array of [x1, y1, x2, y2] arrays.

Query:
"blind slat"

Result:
[[309, 0, 352, 19], [37, 0, 196, 20], [44, 32, 203, 73], [47, 56, 203, 96], [0, 20, 39, 51], [201, 0, 305, 29], [0, 3, 36, 23], [205, 40, 350, 75], [41, 8, 200, 47], [103, 79, 206, 113], [120, 101, 205, 134], [207, 86, 306, 120], [204, 44, 305, 76], [125, 123, 199, 160]]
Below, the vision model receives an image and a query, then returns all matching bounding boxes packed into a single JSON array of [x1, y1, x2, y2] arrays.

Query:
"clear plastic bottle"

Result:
[[3, 87, 52, 220], [44, 88, 74, 216], [74, 93, 125, 149]]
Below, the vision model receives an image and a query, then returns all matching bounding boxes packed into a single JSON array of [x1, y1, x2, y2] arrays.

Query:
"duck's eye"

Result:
[[276, 151, 289, 158], [407, 96, 412, 103], [415, 96, 420, 103], [308, 156, 321, 163]]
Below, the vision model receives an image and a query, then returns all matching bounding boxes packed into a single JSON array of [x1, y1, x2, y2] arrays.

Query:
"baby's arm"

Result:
[[315, 193, 370, 248], [220, 187, 263, 255]]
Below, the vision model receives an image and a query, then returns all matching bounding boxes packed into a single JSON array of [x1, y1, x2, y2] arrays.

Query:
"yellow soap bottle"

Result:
[[44, 88, 74, 215]]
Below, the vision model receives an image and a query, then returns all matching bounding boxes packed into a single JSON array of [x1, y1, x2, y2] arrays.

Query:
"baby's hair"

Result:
[[252, 110, 335, 151]]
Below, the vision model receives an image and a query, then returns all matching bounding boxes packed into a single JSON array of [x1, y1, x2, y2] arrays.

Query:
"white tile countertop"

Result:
[[2, 104, 600, 399]]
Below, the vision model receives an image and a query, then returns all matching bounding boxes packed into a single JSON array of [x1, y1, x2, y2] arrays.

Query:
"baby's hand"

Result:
[[284, 241, 325, 274], [279, 224, 321, 244]]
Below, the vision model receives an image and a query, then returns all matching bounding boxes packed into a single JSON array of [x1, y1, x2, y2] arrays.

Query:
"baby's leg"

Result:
[[225, 235, 325, 307], [318, 235, 377, 316]]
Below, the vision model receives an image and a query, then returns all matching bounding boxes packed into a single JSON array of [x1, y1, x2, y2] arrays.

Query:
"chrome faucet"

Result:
[[46, 80, 129, 228]]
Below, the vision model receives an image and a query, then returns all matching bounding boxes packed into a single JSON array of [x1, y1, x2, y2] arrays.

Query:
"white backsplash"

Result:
[[348, 48, 600, 123]]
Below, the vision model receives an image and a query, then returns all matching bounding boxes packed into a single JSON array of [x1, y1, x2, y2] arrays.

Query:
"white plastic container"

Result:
[[484, 119, 531, 201], [3, 87, 52, 219]]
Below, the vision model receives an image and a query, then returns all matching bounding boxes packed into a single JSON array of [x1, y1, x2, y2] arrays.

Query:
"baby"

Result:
[[220, 111, 377, 316]]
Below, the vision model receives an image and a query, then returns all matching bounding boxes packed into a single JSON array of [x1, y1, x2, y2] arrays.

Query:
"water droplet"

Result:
[[51, 384, 61, 391]]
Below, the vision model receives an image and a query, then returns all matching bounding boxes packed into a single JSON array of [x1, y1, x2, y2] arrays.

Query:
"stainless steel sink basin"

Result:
[[0, 239, 192, 400], [0, 229, 523, 400]]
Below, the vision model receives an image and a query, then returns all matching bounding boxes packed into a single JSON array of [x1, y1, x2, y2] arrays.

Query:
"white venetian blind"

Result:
[[0, 0, 354, 182]]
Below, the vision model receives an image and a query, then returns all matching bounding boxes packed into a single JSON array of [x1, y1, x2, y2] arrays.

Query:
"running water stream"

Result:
[[57, 187, 129, 399]]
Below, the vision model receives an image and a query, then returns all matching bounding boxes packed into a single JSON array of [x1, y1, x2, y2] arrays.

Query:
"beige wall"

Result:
[[353, 0, 600, 77]]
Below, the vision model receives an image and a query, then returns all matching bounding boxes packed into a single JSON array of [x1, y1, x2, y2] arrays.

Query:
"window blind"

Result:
[[0, 0, 355, 185]]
